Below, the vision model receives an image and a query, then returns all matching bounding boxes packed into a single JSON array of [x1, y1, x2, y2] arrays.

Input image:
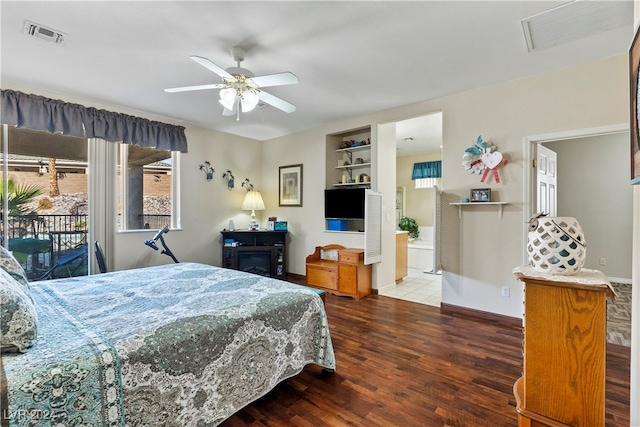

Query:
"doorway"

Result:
[[525, 125, 632, 347], [1, 126, 89, 280], [378, 112, 443, 307], [525, 125, 631, 278]]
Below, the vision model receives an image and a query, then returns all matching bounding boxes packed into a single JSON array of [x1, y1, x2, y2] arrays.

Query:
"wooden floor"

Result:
[[221, 294, 631, 427]]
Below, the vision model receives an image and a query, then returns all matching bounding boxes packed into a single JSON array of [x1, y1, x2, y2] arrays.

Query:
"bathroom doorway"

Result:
[[379, 112, 443, 307]]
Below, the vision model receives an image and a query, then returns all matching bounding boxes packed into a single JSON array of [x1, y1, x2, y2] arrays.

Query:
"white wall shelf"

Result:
[[449, 202, 508, 220], [336, 163, 371, 170], [336, 144, 370, 153], [332, 182, 371, 187]]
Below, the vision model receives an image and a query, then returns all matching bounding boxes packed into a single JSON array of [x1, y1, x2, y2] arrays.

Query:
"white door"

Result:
[[536, 144, 557, 216]]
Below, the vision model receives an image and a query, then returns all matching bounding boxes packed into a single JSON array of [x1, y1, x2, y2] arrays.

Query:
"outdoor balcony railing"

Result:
[[2, 213, 170, 281]]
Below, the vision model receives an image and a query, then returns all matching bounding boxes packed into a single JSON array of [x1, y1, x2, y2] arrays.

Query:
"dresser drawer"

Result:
[[338, 250, 362, 265]]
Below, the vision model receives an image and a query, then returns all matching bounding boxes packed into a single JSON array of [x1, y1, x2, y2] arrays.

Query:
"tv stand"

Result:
[[221, 230, 287, 279]]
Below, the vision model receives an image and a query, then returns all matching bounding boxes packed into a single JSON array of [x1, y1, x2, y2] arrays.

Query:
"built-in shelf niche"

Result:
[[324, 126, 372, 233], [325, 126, 372, 188]]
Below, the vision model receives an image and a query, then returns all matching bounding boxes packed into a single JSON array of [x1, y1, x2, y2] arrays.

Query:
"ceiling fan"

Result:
[[165, 47, 298, 120]]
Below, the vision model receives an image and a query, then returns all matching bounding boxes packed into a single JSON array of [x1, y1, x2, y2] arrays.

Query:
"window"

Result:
[[414, 177, 441, 189], [117, 143, 178, 231], [1, 126, 89, 280], [412, 161, 441, 189]]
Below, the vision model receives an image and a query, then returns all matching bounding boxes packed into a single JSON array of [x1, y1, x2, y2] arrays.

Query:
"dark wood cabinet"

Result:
[[221, 230, 287, 279]]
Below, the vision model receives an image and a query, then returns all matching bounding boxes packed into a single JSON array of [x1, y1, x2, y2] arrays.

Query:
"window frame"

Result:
[[117, 143, 180, 232]]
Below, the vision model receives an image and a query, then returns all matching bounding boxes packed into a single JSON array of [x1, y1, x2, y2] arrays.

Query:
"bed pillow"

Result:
[[0, 268, 37, 352], [0, 244, 30, 290]]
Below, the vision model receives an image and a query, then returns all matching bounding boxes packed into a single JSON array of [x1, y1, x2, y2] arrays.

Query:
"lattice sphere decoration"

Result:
[[526, 217, 586, 275]]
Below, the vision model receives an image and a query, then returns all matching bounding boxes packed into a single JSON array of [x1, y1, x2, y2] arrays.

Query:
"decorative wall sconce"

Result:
[[222, 170, 235, 189], [199, 161, 215, 181], [241, 178, 254, 191]]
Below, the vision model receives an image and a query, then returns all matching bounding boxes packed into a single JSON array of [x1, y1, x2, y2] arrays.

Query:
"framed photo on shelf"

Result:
[[629, 22, 640, 184], [279, 164, 303, 206], [470, 188, 491, 202]]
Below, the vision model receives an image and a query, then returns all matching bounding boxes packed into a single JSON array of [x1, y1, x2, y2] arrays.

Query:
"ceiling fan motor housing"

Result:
[[225, 67, 254, 78], [231, 47, 246, 64]]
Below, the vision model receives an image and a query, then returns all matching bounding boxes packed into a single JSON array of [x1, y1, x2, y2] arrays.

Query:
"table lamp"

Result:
[[242, 190, 265, 230]]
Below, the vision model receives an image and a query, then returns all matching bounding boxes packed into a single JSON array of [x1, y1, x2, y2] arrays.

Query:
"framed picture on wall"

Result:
[[279, 164, 303, 206], [470, 188, 491, 202], [629, 22, 640, 184]]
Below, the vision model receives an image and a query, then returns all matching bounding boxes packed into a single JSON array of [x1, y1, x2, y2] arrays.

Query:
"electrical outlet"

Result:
[[501, 286, 510, 298], [599, 258, 606, 266]]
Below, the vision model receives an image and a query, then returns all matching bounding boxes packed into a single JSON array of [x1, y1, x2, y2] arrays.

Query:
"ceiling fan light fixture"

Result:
[[241, 90, 260, 112], [219, 88, 236, 110], [167, 50, 298, 118]]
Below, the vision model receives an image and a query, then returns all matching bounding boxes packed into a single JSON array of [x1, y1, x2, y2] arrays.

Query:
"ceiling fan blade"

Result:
[[190, 55, 234, 79], [250, 72, 299, 88], [165, 83, 226, 93], [258, 90, 296, 113]]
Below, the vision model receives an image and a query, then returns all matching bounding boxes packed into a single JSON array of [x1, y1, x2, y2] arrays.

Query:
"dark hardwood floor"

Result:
[[221, 293, 631, 427]]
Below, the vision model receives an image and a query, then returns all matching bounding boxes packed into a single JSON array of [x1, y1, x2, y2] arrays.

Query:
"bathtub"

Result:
[[408, 226, 434, 272]]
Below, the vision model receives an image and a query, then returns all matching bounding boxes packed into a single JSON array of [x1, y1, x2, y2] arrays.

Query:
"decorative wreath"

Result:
[[462, 135, 507, 183]]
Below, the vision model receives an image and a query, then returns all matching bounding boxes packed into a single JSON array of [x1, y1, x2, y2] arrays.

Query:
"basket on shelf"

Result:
[[526, 216, 586, 276]]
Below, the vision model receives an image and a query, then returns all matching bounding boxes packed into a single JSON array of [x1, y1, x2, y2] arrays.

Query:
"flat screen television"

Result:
[[324, 188, 366, 219]]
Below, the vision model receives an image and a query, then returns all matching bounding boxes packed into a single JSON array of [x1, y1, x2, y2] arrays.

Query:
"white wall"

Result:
[[262, 54, 628, 318], [117, 125, 263, 271], [545, 133, 633, 281]]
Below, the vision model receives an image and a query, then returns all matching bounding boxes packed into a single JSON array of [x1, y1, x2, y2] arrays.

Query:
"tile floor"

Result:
[[379, 267, 441, 307]]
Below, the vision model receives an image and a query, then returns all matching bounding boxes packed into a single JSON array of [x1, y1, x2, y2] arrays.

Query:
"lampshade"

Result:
[[219, 88, 236, 110], [241, 90, 260, 112], [242, 191, 265, 231], [242, 191, 265, 211]]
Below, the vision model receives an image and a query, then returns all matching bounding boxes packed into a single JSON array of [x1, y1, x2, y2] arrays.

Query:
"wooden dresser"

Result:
[[512, 265, 616, 427], [306, 245, 371, 299]]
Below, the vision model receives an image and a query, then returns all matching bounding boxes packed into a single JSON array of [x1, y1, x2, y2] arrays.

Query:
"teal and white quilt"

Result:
[[1, 263, 335, 426]]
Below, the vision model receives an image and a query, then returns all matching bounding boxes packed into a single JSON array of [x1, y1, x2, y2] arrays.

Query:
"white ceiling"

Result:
[[0, 1, 634, 156]]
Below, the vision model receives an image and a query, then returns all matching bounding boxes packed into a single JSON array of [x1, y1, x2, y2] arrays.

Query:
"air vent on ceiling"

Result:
[[521, 0, 632, 52], [23, 20, 65, 45]]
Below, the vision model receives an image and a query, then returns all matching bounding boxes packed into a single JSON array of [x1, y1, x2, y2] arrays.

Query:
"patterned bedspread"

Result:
[[2, 263, 336, 426]]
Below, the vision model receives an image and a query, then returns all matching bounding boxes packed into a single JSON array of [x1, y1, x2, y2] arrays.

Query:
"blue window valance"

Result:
[[411, 161, 441, 180], [0, 89, 188, 152]]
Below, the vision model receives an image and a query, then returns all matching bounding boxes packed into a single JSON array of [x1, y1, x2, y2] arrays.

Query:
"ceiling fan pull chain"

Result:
[[236, 109, 240, 122]]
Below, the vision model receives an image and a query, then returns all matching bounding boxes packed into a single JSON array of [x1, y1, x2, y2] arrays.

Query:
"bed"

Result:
[[0, 250, 336, 427]]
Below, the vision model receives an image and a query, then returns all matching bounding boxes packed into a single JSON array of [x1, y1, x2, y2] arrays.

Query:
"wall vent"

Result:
[[23, 20, 65, 45], [521, 0, 632, 52]]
